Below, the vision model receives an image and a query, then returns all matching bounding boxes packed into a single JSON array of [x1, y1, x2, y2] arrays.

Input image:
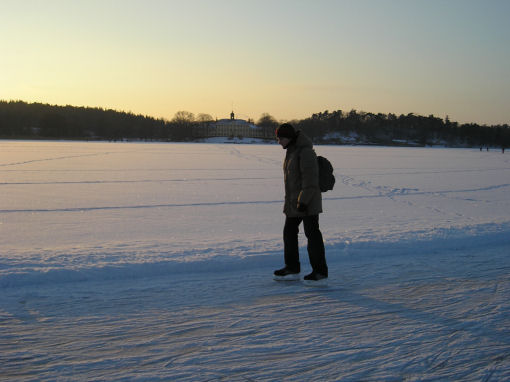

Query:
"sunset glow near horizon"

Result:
[[1, 0, 509, 125]]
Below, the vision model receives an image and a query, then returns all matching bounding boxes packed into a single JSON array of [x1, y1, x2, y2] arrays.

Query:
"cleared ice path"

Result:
[[2, 242, 510, 382]]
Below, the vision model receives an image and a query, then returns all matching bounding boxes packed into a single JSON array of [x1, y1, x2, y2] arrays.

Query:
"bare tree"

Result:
[[257, 113, 278, 129], [171, 111, 195, 140], [172, 111, 195, 124], [197, 113, 213, 123]]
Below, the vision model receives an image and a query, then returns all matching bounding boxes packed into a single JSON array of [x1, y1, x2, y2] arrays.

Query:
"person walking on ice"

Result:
[[274, 123, 328, 282]]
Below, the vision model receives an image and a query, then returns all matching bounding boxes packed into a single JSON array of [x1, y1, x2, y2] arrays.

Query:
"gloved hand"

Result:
[[297, 203, 308, 213]]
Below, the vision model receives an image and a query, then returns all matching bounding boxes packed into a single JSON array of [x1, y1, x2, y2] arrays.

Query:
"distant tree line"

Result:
[[0, 100, 508, 148], [0, 101, 172, 141], [291, 110, 510, 148]]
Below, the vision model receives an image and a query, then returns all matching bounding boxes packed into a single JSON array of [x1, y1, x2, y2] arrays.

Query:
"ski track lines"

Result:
[[0, 151, 116, 167], [337, 173, 510, 218], [0, 176, 279, 186], [2, 144, 505, 218], [0, 200, 284, 214], [218, 144, 281, 167], [1, 178, 507, 215]]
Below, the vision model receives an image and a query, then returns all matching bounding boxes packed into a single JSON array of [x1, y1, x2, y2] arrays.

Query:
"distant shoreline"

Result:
[[1, 100, 508, 149]]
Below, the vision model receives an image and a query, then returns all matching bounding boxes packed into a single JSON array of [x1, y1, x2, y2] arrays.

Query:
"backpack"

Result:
[[317, 155, 335, 192]]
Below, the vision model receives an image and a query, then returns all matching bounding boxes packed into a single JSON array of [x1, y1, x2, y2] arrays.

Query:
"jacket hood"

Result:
[[289, 131, 313, 150]]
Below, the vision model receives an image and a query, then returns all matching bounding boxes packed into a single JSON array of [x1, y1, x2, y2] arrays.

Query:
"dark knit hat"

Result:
[[276, 123, 296, 139]]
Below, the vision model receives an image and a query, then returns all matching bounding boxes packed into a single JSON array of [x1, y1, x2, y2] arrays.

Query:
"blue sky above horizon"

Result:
[[1, 0, 509, 125]]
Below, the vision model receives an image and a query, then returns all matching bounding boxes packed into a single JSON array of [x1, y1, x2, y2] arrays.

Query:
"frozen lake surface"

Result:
[[1, 141, 510, 381]]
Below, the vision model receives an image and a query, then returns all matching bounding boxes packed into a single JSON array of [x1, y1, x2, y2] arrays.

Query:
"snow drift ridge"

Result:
[[2, 222, 509, 288]]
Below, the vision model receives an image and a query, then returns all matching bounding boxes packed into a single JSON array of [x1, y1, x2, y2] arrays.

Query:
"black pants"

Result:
[[283, 215, 328, 276]]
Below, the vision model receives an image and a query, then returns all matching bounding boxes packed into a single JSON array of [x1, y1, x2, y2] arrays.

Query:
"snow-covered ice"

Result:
[[1, 141, 509, 381]]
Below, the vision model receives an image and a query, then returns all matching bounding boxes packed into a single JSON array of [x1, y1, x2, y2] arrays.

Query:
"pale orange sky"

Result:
[[1, 0, 509, 125]]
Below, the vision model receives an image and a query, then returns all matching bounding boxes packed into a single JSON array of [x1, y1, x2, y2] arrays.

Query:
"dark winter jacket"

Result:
[[283, 131, 323, 217]]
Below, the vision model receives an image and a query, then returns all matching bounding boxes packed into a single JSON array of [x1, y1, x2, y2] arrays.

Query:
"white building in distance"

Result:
[[192, 111, 272, 139]]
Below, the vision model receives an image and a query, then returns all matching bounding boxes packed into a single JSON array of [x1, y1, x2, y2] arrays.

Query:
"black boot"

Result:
[[304, 271, 327, 281], [274, 266, 300, 281]]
